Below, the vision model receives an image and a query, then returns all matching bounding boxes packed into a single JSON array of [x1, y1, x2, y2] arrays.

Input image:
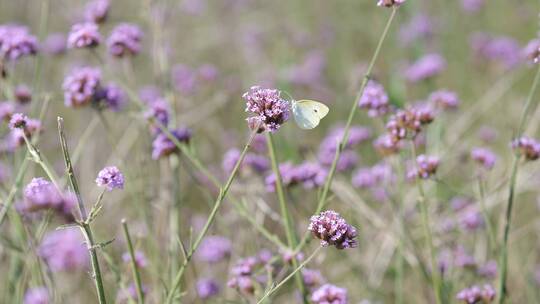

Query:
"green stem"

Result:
[[57, 117, 107, 304], [411, 142, 442, 304], [296, 5, 399, 252], [165, 127, 259, 303], [122, 219, 145, 304], [265, 133, 307, 302], [477, 177, 496, 252], [498, 64, 540, 304]]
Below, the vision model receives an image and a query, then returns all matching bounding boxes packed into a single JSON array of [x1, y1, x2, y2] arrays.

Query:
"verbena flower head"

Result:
[[39, 229, 88, 272], [196, 278, 220, 299], [171, 64, 198, 95], [294, 162, 328, 189], [151, 127, 192, 160], [196, 235, 232, 263], [286, 50, 326, 86], [144, 98, 170, 133], [227, 255, 264, 295], [107, 23, 143, 57], [429, 90, 460, 110], [470, 33, 520, 70], [308, 210, 358, 249], [42, 33, 66, 55], [404, 53, 447, 83], [122, 250, 147, 268], [96, 166, 124, 191], [461, 0, 485, 13], [458, 207, 484, 231], [243, 85, 290, 133], [8, 112, 27, 130], [0, 102, 16, 121], [358, 80, 390, 117], [21, 178, 74, 219], [399, 14, 434, 46], [523, 38, 540, 65], [23, 287, 49, 304], [373, 134, 401, 155], [311, 284, 348, 304], [352, 162, 394, 188], [386, 108, 422, 142], [511, 137, 540, 161], [408, 154, 439, 180], [97, 83, 127, 111], [67, 22, 101, 49], [84, 0, 110, 24], [456, 284, 495, 304], [377, 0, 406, 7], [62, 67, 102, 107], [303, 268, 325, 290], [477, 260, 497, 279], [15, 84, 32, 104], [471, 147, 497, 170], [0, 25, 38, 61]]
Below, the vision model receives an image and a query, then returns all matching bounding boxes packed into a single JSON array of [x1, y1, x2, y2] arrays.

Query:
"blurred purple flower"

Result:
[[98, 83, 127, 111], [295, 162, 328, 189], [196, 278, 220, 299], [286, 51, 326, 86], [21, 177, 75, 219], [399, 14, 434, 46], [477, 260, 497, 279], [0, 101, 16, 121], [309, 210, 358, 249], [470, 33, 520, 69], [243, 86, 290, 133], [122, 250, 148, 268], [471, 147, 497, 170], [303, 268, 325, 290], [407, 154, 439, 180], [358, 80, 390, 117], [311, 284, 348, 304], [116, 283, 148, 304], [39, 229, 88, 272], [477, 126, 498, 143], [95, 166, 124, 191], [456, 284, 495, 304], [144, 98, 170, 133], [198, 64, 219, 82], [196, 235, 232, 263], [511, 137, 540, 161], [373, 134, 401, 156], [84, 0, 110, 24], [15, 84, 32, 104], [0, 25, 38, 61], [8, 112, 27, 130], [429, 90, 460, 110], [107, 23, 143, 57], [67, 22, 101, 49], [62, 66, 102, 107], [42, 33, 67, 55], [461, 0, 485, 13], [151, 127, 192, 160], [23, 287, 49, 304], [523, 38, 540, 65], [458, 207, 484, 231], [172, 64, 197, 95], [139, 86, 163, 104], [352, 162, 394, 189], [404, 53, 446, 83]]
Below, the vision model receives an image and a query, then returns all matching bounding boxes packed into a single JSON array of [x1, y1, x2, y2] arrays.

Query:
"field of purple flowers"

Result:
[[1, 0, 540, 303]]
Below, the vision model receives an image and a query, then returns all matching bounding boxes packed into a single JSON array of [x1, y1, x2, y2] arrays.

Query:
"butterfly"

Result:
[[291, 99, 329, 130]]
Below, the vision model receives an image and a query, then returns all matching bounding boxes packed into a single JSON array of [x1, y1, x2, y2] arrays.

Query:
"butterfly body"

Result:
[[291, 99, 329, 130]]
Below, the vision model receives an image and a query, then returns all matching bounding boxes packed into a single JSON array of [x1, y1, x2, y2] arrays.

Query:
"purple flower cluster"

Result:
[[20, 177, 75, 219], [243, 86, 290, 133], [373, 134, 401, 155], [5, 115, 42, 150], [15, 84, 32, 104], [458, 206, 484, 231], [42, 33, 67, 55], [265, 161, 328, 192], [461, 0, 485, 13], [399, 14, 434, 46], [196, 235, 232, 263], [95, 166, 124, 191], [429, 90, 460, 110], [308, 210, 357, 249], [377, 0, 406, 7], [456, 284, 495, 304], [84, 0, 110, 24], [470, 33, 521, 69], [0, 24, 38, 61], [511, 137, 540, 161], [23, 287, 49, 304], [196, 278, 220, 299], [151, 127, 192, 160], [98, 83, 127, 111], [311, 284, 348, 304], [352, 162, 394, 202], [222, 148, 270, 175], [386, 107, 432, 143], [62, 67, 102, 107], [303, 268, 326, 290], [404, 53, 447, 83], [523, 38, 540, 65], [67, 22, 101, 49], [471, 147, 497, 170], [286, 50, 326, 86], [318, 125, 371, 171], [107, 23, 143, 57], [39, 229, 89, 272], [358, 80, 390, 117], [227, 255, 264, 295], [407, 154, 439, 180]]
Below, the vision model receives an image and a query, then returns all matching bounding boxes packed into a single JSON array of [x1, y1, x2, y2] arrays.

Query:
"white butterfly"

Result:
[[291, 99, 329, 130]]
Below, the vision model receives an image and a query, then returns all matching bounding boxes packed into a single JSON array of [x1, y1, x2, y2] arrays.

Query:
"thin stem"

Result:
[[122, 219, 145, 304], [477, 177, 496, 252], [498, 64, 540, 304], [296, 6, 399, 252], [256, 247, 321, 304], [165, 127, 259, 303], [411, 142, 442, 304], [265, 133, 307, 302], [57, 117, 107, 304]]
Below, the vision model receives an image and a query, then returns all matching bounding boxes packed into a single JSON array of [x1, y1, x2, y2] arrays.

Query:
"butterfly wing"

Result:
[[292, 100, 329, 130]]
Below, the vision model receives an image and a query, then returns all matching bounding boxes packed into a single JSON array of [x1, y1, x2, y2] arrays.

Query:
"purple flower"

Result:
[[107, 23, 143, 57], [243, 86, 290, 133], [373, 134, 401, 155], [21, 178, 74, 219], [99, 83, 127, 111], [0, 102, 16, 121], [244, 153, 270, 173], [470, 33, 521, 69], [39, 229, 88, 272], [8, 112, 27, 130], [386, 108, 423, 143], [95, 166, 124, 191], [196, 278, 220, 299], [311, 284, 348, 304], [459, 207, 484, 231], [477, 260, 497, 279], [122, 250, 147, 268], [264, 162, 297, 192], [286, 50, 326, 86], [15, 84, 32, 104], [151, 127, 192, 160], [358, 80, 390, 117], [84, 0, 110, 24], [139, 86, 163, 104], [352, 162, 394, 188], [171, 64, 197, 95], [404, 53, 447, 83], [198, 64, 219, 82], [399, 14, 434, 46], [0, 25, 38, 61], [523, 38, 540, 65], [42, 33, 67, 55], [429, 90, 460, 110], [196, 235, 232, 263], [67, 22, 101, 49], [454, 245, 476, 269], [228, 256, 263, 295], [407, 154, 439, 180], [62, 67, 102, 107], [461, 0, 485, 13], [471, 147, 497, 170], [511, 137, 540, 161], [144, 98, 170, 133], [456, 284, 495, 304], [303, 268, 325, 289], [477, 126, 498, 143], [294, 162, 328, 189], [23, 287, 49, 304], [308, 210, 358, 249]]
